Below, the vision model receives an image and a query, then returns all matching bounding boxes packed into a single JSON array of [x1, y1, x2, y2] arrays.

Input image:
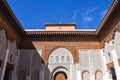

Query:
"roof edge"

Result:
[[45, 23, 76, 27], [0, 0, 25, 35], [96, 0, 116, 34]]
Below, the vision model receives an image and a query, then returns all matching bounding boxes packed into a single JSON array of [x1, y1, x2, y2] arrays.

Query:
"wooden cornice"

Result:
[[24, 31, 98, 42], [26, 31, 96, 35], [0, 0, 25, 37], [96, 0, 120, 42]]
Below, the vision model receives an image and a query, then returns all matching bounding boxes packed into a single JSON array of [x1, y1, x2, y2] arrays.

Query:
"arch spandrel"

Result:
[[42, 46, 79, 64]]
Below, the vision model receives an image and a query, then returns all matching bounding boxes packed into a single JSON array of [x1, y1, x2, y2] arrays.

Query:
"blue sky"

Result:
[[7, 0, 113, 29]]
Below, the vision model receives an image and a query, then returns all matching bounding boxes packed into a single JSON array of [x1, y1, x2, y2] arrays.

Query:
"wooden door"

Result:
[[55, 73, 67, 80]]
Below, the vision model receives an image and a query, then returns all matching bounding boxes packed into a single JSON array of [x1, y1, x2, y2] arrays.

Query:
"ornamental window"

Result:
[[66, 56, 70, 62], [56, 56, 59, 62], [50, 56, 54, 62], [61, 56, 65, 62]]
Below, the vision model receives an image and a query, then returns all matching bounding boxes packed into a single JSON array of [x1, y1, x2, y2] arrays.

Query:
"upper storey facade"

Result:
[[0, 0, 120, 49]]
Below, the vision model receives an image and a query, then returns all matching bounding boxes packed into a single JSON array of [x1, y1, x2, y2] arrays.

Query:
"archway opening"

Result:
[[54, 71, 67, 80], [110, 68, 117, 80], [82, 71, 90, 80], [95, 71, 103, 80]]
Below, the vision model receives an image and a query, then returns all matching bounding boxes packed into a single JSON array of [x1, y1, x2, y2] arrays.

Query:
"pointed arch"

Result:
[[82, 71, 90, 80], [54, 71, 67, 80], [95, 70, 103, 80]]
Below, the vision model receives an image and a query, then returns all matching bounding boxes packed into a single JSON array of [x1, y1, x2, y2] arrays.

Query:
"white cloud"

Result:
[[72, 10, 78, 22], [80, 7, 98, 28], [82, 7, 96, 23], [85, 7, 98, 15], [59, 18, 66, 23], [100, 9, 107, 18], [83, 16, 92, 23], [58, 17, 69, 23]]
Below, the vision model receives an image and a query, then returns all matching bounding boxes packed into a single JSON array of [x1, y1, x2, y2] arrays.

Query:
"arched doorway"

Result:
[[95, 71, 103, 80], [48, 47, 72, 80], [82, 71, 90, 80], [54, 71, 67, 80]]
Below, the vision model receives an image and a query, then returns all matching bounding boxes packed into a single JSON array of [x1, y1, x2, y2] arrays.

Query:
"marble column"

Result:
[[101, 49, 109, 80], [76, 70, 81, 80], [111, 49, 120, 80], [70, 64, 73, 80], [40, 70, 44, 80], [75, 64, 81, 80], [0, 48, 9, 80], [91, 76, 95, 80]]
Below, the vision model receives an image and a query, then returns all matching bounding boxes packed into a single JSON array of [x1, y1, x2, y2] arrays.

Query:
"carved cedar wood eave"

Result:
[[96, 0, 120, 42], [0, 0, 26, 48], [24, 31, 98, 42], [0, 0, 25, 37]]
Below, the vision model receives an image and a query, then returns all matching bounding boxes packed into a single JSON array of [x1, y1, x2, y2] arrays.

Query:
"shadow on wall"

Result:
[[17, 49, 51, 80], [17, 44, 70, 80], [17, 50, 69, 80]]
